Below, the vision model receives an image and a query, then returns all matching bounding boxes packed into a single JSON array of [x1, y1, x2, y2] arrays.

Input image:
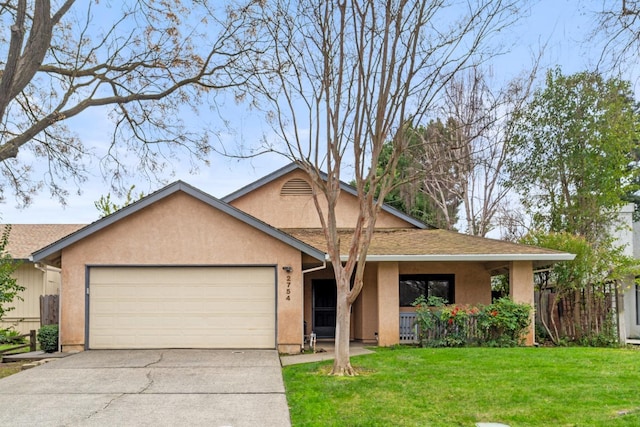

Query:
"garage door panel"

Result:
[[89, 267, 276, 349]]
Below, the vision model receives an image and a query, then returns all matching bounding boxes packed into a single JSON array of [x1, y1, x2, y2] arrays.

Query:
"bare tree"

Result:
[[592, 0, 640, 70], [0, 0, 263, 205], [248, 0, 523, 375], [413, 65, 537, 237]]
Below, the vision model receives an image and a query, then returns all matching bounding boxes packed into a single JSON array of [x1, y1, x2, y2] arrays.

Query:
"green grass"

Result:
[[283, 346, 640, 426], [0, 342, 33, 354]]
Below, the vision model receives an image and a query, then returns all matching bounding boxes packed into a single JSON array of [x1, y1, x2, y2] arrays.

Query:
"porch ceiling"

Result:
[[283, 228, 575, 263]]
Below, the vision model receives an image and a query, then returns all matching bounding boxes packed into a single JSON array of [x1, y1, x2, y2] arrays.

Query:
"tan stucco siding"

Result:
[[353, 265, 379, 342], [510, 261, 535, 345], [59, 192, 303, 352], [229, 169, 413, 229], [399, 261, 491, 306], [377, 262, 400, 346]]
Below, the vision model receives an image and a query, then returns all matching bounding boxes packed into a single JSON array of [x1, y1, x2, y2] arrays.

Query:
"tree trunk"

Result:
[[331, 277, 356, 376]]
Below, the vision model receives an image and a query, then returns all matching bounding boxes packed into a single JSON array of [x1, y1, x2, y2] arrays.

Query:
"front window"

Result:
[[399, 274, 455, 307]]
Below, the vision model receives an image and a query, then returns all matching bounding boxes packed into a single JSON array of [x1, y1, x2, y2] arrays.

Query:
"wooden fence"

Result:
[[0, 330, 37, 356], [40, 295, 59, 326], [536, 283, 616, 344]]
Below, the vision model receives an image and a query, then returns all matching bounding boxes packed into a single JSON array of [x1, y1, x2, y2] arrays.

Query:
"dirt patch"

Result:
[[0, 361, 34, 379]]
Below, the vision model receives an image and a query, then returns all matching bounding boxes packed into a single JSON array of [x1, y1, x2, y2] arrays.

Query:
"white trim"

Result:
[[336, 253, 576, 262]]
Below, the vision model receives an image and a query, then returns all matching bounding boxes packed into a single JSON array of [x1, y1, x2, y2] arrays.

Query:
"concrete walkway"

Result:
[[280, 341, 374, 366], [0, 349, 290, 427]]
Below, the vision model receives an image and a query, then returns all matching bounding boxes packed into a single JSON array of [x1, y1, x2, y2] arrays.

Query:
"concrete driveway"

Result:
[[0, 349, 291, 427]]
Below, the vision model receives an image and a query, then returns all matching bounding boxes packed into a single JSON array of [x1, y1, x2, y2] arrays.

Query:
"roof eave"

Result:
[[337, 253, 576, 262], [32, 180, 326, 263]]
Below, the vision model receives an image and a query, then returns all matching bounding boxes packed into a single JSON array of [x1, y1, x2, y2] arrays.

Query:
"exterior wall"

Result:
[[617, 204, 640, 340], [353, 265, 379, 343], [627, 219, 640, 339], [509, 261, 535, 346], [58, 192, 304, 353], [229, 169, 413, 229], [0, 264, 48, 334], [377, 262, 399, 346]]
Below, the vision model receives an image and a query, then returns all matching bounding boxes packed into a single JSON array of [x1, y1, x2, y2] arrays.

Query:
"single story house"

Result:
[[1, 224, 84, 333], [30, 164, 574, 353]]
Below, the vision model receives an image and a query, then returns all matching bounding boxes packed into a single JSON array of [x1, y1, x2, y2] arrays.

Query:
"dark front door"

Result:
[[312, 279, 337, 338]]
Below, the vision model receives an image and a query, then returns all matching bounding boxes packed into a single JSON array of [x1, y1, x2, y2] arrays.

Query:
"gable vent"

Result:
[[281, 178, 313, 196]]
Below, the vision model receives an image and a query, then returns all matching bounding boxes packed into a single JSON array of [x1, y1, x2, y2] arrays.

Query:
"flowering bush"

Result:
[[477, 298, 532, 347], [413, 297, 531, 348]]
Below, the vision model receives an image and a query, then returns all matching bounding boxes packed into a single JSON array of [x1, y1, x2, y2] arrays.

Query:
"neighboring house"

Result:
[[614, 204, 640, 343], [30, 164, 573, 353], [0, 224, 85, 333]]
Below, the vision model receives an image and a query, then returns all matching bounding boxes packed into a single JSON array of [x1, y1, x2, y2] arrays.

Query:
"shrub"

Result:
[[477, 298, 532, 347], [38, 325, 59, 353], [0, 328, 24, 345], [413, 297, 531, 348]]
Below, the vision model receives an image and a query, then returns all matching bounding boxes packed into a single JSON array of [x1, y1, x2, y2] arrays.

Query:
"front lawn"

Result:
[[283, 346, 640, 426]]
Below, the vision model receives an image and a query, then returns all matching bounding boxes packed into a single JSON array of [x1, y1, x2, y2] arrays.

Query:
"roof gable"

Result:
[[222, 163, 431, 229], [31, 181, 325, 262]]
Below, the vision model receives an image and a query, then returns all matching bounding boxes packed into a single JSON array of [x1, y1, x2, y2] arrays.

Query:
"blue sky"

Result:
[[0, 0, 628, 223]]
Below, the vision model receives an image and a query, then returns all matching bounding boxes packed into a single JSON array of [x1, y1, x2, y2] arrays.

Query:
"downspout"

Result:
[[33, 261, 62, 353]]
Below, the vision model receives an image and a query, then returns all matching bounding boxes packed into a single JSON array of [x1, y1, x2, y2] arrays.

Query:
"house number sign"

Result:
[[286, 274, 292, 301]]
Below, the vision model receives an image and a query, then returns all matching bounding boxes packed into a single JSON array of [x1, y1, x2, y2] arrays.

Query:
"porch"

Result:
[[302, 259, 537, 348]]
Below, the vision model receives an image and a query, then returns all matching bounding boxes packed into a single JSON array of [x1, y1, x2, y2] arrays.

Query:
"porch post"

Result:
[[377, 262, 399, 346], [509, 260, 535, 346]]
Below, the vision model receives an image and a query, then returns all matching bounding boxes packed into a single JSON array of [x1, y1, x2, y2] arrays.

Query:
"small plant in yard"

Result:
[[38, 324, 59, 353]]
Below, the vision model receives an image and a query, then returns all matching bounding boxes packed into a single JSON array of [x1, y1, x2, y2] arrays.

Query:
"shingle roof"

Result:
[[283, 228, 574, 262], [1, 224, 86, 259]]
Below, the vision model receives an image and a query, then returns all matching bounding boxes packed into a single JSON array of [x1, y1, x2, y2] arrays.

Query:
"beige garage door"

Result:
[[88, 266, 276, 349]]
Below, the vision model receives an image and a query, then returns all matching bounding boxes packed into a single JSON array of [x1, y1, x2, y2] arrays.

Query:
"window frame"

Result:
[[398, 274, 455, 307]]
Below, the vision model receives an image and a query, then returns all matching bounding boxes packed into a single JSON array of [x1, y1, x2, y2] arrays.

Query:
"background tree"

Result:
[[592, 0, 640, 71], [248, 0, 523, 375], [94, 185, 144, 218], [0, 0, 263, 205], [412, 119, 466, 230], [374, 138, 436, 225], [0, 225, 23, 323], [375, 65, 536, 236], [506, 68, 640, 242], [442, 66, 536, 237]]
